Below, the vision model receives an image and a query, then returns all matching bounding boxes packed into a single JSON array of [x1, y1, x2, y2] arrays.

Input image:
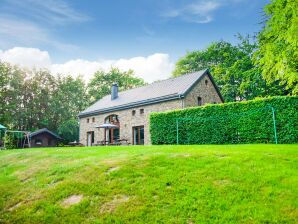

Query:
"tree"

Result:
[[0, 62, 26, 129], [49, 75, 89, 131], [255, 0, 298, 94], [0, 62, 89, 133], [173, 36, 285, 102], [88, 68, 145, 102], [57, 119, 79, 143]]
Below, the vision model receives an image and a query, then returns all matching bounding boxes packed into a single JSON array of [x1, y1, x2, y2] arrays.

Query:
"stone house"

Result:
[[78, 69, 224, 146]]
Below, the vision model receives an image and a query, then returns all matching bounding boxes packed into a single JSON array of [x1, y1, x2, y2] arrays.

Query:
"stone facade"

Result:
[[183, 74, 222, 107], [79, 73, 223, 145]]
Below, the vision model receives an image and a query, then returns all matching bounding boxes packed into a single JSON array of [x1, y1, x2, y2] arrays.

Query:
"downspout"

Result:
[[179, 94, 184, 109]]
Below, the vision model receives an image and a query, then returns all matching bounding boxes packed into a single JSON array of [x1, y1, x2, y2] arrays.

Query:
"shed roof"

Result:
[[29, 128, 62, 140], [79, 69, 223, 117]]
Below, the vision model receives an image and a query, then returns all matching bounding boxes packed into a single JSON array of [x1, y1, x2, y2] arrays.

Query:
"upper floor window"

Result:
[[197, 97, 202, 106], [87, 118, 90, 123], [140, 109, 144, 114], [132, 110, 136, 116], [105, 114, 119, 125], [205, 80, 208, 86], [92, 117, 95, 122]]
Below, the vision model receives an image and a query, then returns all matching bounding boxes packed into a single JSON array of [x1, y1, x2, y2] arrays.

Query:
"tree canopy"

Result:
[[0, 62, 145, 142], [173, 36, 286, 102], [87, 67, 145, 103], [255, 0, 298, 94]]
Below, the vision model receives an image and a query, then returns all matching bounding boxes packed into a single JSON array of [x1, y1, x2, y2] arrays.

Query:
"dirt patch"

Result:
[[106, 166, 120, 174], [100, 195, 129, 213], [8, 202, 22, 211], [170, 153, 192, 158], [213, 179, 232, 186], [61, 195, 83, 208], [101, 158, 126, 165], [216, 154, 229, 159]]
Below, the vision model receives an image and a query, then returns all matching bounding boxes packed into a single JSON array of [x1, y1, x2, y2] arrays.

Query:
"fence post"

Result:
[[176, 119, 179, 145], [271, 107, 278, 144]]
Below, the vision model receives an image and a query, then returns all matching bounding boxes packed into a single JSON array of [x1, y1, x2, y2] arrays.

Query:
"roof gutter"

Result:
[[78, 94, 183, 118]]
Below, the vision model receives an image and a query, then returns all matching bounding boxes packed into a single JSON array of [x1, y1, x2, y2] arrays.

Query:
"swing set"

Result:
[[0, 124, 31, 149]]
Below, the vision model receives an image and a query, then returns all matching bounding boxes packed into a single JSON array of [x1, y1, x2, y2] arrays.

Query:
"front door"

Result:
[[105, 128, 120, 143], [87, 131, 94, 146], [133, 126, 144, 145]]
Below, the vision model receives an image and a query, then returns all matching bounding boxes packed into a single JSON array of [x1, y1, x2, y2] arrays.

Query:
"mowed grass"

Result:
[[0, 145, 297, 223]]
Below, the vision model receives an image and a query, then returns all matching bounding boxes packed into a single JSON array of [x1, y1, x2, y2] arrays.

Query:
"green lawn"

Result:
[[0, 145, 297, 223]]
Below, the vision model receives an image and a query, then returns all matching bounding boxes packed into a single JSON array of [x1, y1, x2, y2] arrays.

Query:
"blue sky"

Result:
[[0, 0, 269, 82]]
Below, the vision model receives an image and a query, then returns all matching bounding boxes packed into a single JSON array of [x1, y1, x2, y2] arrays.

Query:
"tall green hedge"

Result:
[[150, 96, 298, 144]]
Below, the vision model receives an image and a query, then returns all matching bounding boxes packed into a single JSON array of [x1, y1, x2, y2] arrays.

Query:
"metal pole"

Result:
[[176, 119, 179, 145], [3, 130, 6, 149], [271, 107, 278, 144]]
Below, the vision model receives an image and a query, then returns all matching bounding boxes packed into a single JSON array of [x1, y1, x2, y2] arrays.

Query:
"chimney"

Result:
[[111, 83, 118, 100]]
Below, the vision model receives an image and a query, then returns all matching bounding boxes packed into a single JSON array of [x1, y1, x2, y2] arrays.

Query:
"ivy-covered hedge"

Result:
[[150, 96, 298, 144]]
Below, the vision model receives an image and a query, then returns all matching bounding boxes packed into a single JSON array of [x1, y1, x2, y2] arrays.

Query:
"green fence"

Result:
[[150, 96, 298, 145]]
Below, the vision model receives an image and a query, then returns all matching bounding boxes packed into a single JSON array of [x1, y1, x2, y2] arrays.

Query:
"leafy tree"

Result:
[[50, 75, 89, 131], [88, 68, 145, 102], [173, 36, 285, 102], [255, 0, 298, 94], [0, 62, 26, 129], [58, 119, 79, 143], [0, 62, 89, 134]]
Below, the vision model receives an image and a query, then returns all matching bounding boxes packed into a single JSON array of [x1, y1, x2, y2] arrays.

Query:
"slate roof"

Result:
[[29, 128, 62, 140], [79, 69, 223, 117]]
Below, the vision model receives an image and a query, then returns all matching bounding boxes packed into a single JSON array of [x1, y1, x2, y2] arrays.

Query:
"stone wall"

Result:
[[79, 73, 223, 145], [79, 99, 182, 145], [183, 74, 223, 107]]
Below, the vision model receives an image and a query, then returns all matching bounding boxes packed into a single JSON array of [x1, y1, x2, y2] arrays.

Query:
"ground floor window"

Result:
[[133, 126, 144, 145], [87, 131, 94, 146]]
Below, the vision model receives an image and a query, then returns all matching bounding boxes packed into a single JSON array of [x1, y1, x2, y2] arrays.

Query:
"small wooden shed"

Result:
[[29, 128, 62, 148]]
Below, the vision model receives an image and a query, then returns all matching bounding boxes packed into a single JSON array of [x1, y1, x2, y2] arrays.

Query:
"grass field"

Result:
[[0, 145, 297, 223]]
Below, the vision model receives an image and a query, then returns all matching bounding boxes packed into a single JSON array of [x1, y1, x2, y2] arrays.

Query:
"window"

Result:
[[132, 110, 136, 116], [205, 80, 208, 85], [197, 97, 202, 106], [140, 109, 144, 114], [87, 118, 89, 123], [35, 139, 42, 145], [92, 117, 95, 122]]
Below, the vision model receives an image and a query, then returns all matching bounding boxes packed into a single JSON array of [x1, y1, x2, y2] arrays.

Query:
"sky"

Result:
[[0, 0, 268, 82]]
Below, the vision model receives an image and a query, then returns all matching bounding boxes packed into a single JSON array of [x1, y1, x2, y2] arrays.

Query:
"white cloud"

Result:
[[4, 0, 90, 25], [162, 0, 227, 23], [0, 47, 174, 83], [0, 47, 51, 69], [0, 16, 78, 51]]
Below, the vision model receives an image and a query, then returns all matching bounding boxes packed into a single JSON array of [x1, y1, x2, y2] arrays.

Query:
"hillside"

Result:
[[0, 145, 297, 223]]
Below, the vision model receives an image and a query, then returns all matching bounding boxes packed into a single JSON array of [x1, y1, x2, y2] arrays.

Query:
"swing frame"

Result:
[[3, 130, 31, 149]]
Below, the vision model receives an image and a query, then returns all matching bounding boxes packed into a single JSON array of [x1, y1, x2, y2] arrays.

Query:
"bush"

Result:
[[58, 119, 79, 144], [150, 96, 298, 144]]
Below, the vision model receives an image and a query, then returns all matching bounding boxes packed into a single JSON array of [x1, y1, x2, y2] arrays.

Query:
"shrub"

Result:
[[150, 96, 298, 144]]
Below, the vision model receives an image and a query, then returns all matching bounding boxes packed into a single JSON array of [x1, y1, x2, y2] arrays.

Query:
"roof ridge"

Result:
[[101, 69, 208, 99]]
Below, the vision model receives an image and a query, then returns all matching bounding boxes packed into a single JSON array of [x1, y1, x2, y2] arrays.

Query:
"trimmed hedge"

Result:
[[150, 96, 298, 144]]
